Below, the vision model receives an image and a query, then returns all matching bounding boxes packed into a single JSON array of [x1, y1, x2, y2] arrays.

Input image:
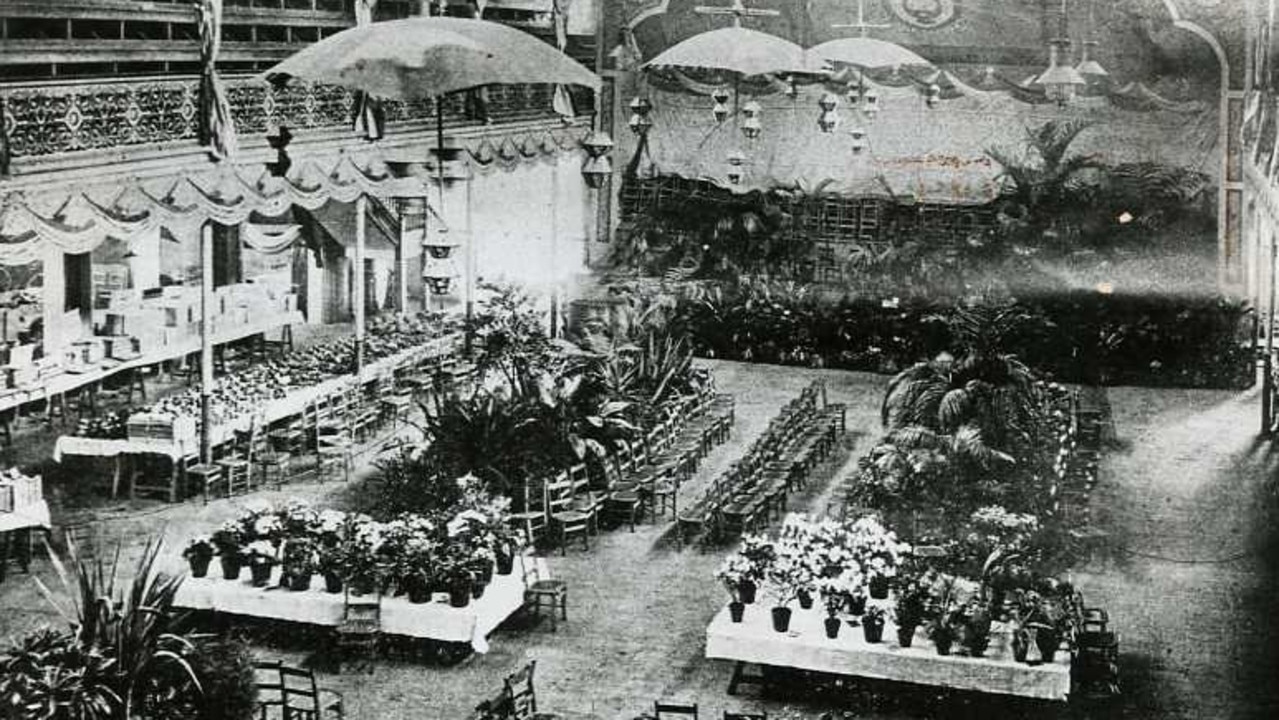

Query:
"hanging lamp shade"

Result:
[[809, 37, 933, 71], [643, 27, 815, 77], [1035, 39, 1086, 105], [1075, 40, 1108, 78]]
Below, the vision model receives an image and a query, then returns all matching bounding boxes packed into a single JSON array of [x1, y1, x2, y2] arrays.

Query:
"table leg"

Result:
[[111, 455, 122, 499], [169, 457, 180, 503], [15, 528, 31, 573]]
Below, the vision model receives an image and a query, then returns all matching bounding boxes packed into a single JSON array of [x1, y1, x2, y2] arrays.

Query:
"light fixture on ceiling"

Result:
[[1075, 0, 1109, 79], [740, 100, 762, 139], [1035, 0, 1086, 105], [817, 92, 841, 132]]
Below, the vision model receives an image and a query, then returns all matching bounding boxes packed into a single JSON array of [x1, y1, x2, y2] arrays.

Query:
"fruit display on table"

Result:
[[70, 312, 460, 438]]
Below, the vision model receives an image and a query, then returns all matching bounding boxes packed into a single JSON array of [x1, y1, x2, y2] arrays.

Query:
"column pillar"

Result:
[[354, 195, 367, 375]]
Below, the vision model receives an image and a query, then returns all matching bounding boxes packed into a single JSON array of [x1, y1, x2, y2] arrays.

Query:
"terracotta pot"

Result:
[[323, 572, 343, 594], [824, 617, 841, 639], [868, 575, 890, 600], [797, 590, 814, 610], [219, 555, 242, 581], [862, 619, 884, 644], [771, 607, 792, 633], [449, 587, 471, 608], [739, 580, 757, 605], [471, 578, 488, 600], [249, 563, 272, 587], [495, 550, 514, 576], [729, 601, 745, 623], [934, 631, 955, 656], [285, 573, 311, 592], [897, 625, 917, 648], [408, 583, 432, 604], [1036, 629, 1060, 663], [188, 555, 211, 578]]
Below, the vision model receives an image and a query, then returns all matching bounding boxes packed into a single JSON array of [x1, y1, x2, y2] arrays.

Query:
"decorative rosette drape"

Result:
[[197, 0, 239, 162]]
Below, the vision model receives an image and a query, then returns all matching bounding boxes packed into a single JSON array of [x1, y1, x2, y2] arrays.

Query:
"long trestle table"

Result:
[[705, 603, 1072, 702]]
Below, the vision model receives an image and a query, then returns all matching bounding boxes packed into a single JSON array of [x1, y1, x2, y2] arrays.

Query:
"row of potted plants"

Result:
[[715, 513, 1077, 663], [183, 487, 522, 608]]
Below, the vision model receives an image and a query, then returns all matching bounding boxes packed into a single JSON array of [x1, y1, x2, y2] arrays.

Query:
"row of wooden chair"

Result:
[[254, 661, 345, 719], [509, 388, 736, 554], [676, 381, 845, 547]]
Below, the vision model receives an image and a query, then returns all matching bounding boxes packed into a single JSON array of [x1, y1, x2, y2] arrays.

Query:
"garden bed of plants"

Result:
[[638, 278, 1253, 390]]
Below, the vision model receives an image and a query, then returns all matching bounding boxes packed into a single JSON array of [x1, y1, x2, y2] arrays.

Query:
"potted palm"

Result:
[[211, 522, 243, 580], [183, 536, 215, 578]]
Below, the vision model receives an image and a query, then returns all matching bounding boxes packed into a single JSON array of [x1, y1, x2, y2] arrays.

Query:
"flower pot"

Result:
[[897, 625, 917, 648], [495, 550, 514, 576], [1036, 629, 1060, 663], [249, 563, 273, 587], [1012, 630, 1030, 663], [475, 563, 494, 586], [739, 580, 757, 605], [824, 617, 842, 639], [868, 575, 890, 600], [770, 607, 792, 633], [729, 601, 745, 623], [862, 620, 884, 644], [846, 594, 866, 616], [323, 572, 343, 594], [797, 590, 814, 610], [934, 632, 954, 656], [448, 587, 471, 608], [285, 573, 312, 592], [219, 555, 242, 581], [471, 579, 488, 600], [349, 579, 375, 596], [966, 637, 989, 658], [408, 584, 432, 604], [188, 555, 211, 578]]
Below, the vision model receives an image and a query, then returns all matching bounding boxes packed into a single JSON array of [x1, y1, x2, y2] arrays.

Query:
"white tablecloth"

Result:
[[705, 604, 1072, 701], [0, 501, 51, 533], [174, 554, 526, 653]]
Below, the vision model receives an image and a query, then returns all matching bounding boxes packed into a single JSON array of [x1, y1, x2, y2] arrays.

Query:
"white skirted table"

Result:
[[173, 558, 526, 653], [705, 603, 1072, 702], [0, 501, 51, 582]]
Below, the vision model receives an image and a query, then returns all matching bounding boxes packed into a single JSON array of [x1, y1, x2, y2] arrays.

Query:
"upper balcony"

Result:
[[0, 0, 597, 179]]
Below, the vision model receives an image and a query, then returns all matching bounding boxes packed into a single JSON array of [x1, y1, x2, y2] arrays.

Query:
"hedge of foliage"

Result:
[[656, 279, 1253, 389]]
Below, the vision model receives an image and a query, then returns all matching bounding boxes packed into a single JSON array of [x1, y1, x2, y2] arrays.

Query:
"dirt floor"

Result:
[[2, 359, 1278, 719]]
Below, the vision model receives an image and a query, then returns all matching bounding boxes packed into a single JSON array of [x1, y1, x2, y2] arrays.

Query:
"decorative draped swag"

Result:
[[0, 154, 426, 266]]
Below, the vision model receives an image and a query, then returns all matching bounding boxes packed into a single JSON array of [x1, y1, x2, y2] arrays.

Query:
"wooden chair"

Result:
[[654, 701, 699, 720], [253, 661, 287, 720], [503, 660, 538, 720], [334, 591, 381, 673], [279, 665, 346, 719], [216, 420, 257, 497], [254, 422, 293, 491], [315, 393, 355, 482], [521, 555, 567, 631], [567, 462, 602, 535], [545, 474, 589, 555], [508, 478, 548, 548], [182, 455, 225, 505]]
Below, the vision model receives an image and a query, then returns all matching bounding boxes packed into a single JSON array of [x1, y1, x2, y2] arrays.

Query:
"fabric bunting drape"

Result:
[[197, 0, 239, 161], [351, 0, 385, 141], [0, 155, 427, 267], [241, 222, 302, 253]]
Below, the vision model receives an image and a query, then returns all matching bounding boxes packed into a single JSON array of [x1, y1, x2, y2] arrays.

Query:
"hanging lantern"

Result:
[[926, 83, 942, 107], [581, 155, 613, 189], [862, 88, 880, 119], [740, 100, 762, 139], [725, 149, 746, 185], [628, 112, 654, 136], [423, 255, 459, 296], [849, 125, 867, 154], [1075, 40, 1109, 79], [711, 87, 732, 123], [818, 92, 841, 133], [784, 75, 798, 98], [629, 96, 653, 116], [422, 225, 460, 260], [581, 130, 615, 159], [1035, 38, 1086, 106]]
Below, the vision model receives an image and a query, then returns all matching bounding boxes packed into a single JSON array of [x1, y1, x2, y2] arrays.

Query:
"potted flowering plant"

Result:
[[841, 569, 867, 617], [892, 573, 932, 648], [438, 546, 475, 608], [316, 509, 347, 548], [736, 534, 776, 605], [469, 545, 497, 599], [846, 516, 903, 600], [1026, 592, 1071, 663], [765, 540, 806, 633], [211, 522, 244, 580], [927, 576, 962, 656], [280, 538, 317, 591], [278, 498, 320, 539], [183, 537, 215, 578], [959, 600, 992, 657], [817, 577, 848, 639], [343, 517, 385, 596], [244, 540, 278, 587], [240, 500, 284, 545], [317, 543, 345, 593], [861, 605, 887, 643], [715, 555, 755, 622]]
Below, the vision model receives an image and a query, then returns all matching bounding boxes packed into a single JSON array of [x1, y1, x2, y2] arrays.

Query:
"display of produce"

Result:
[[69, 312, 459, 437]]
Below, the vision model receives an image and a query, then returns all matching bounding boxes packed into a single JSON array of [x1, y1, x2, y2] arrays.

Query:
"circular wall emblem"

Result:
[[889, 0, 959, 29]]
